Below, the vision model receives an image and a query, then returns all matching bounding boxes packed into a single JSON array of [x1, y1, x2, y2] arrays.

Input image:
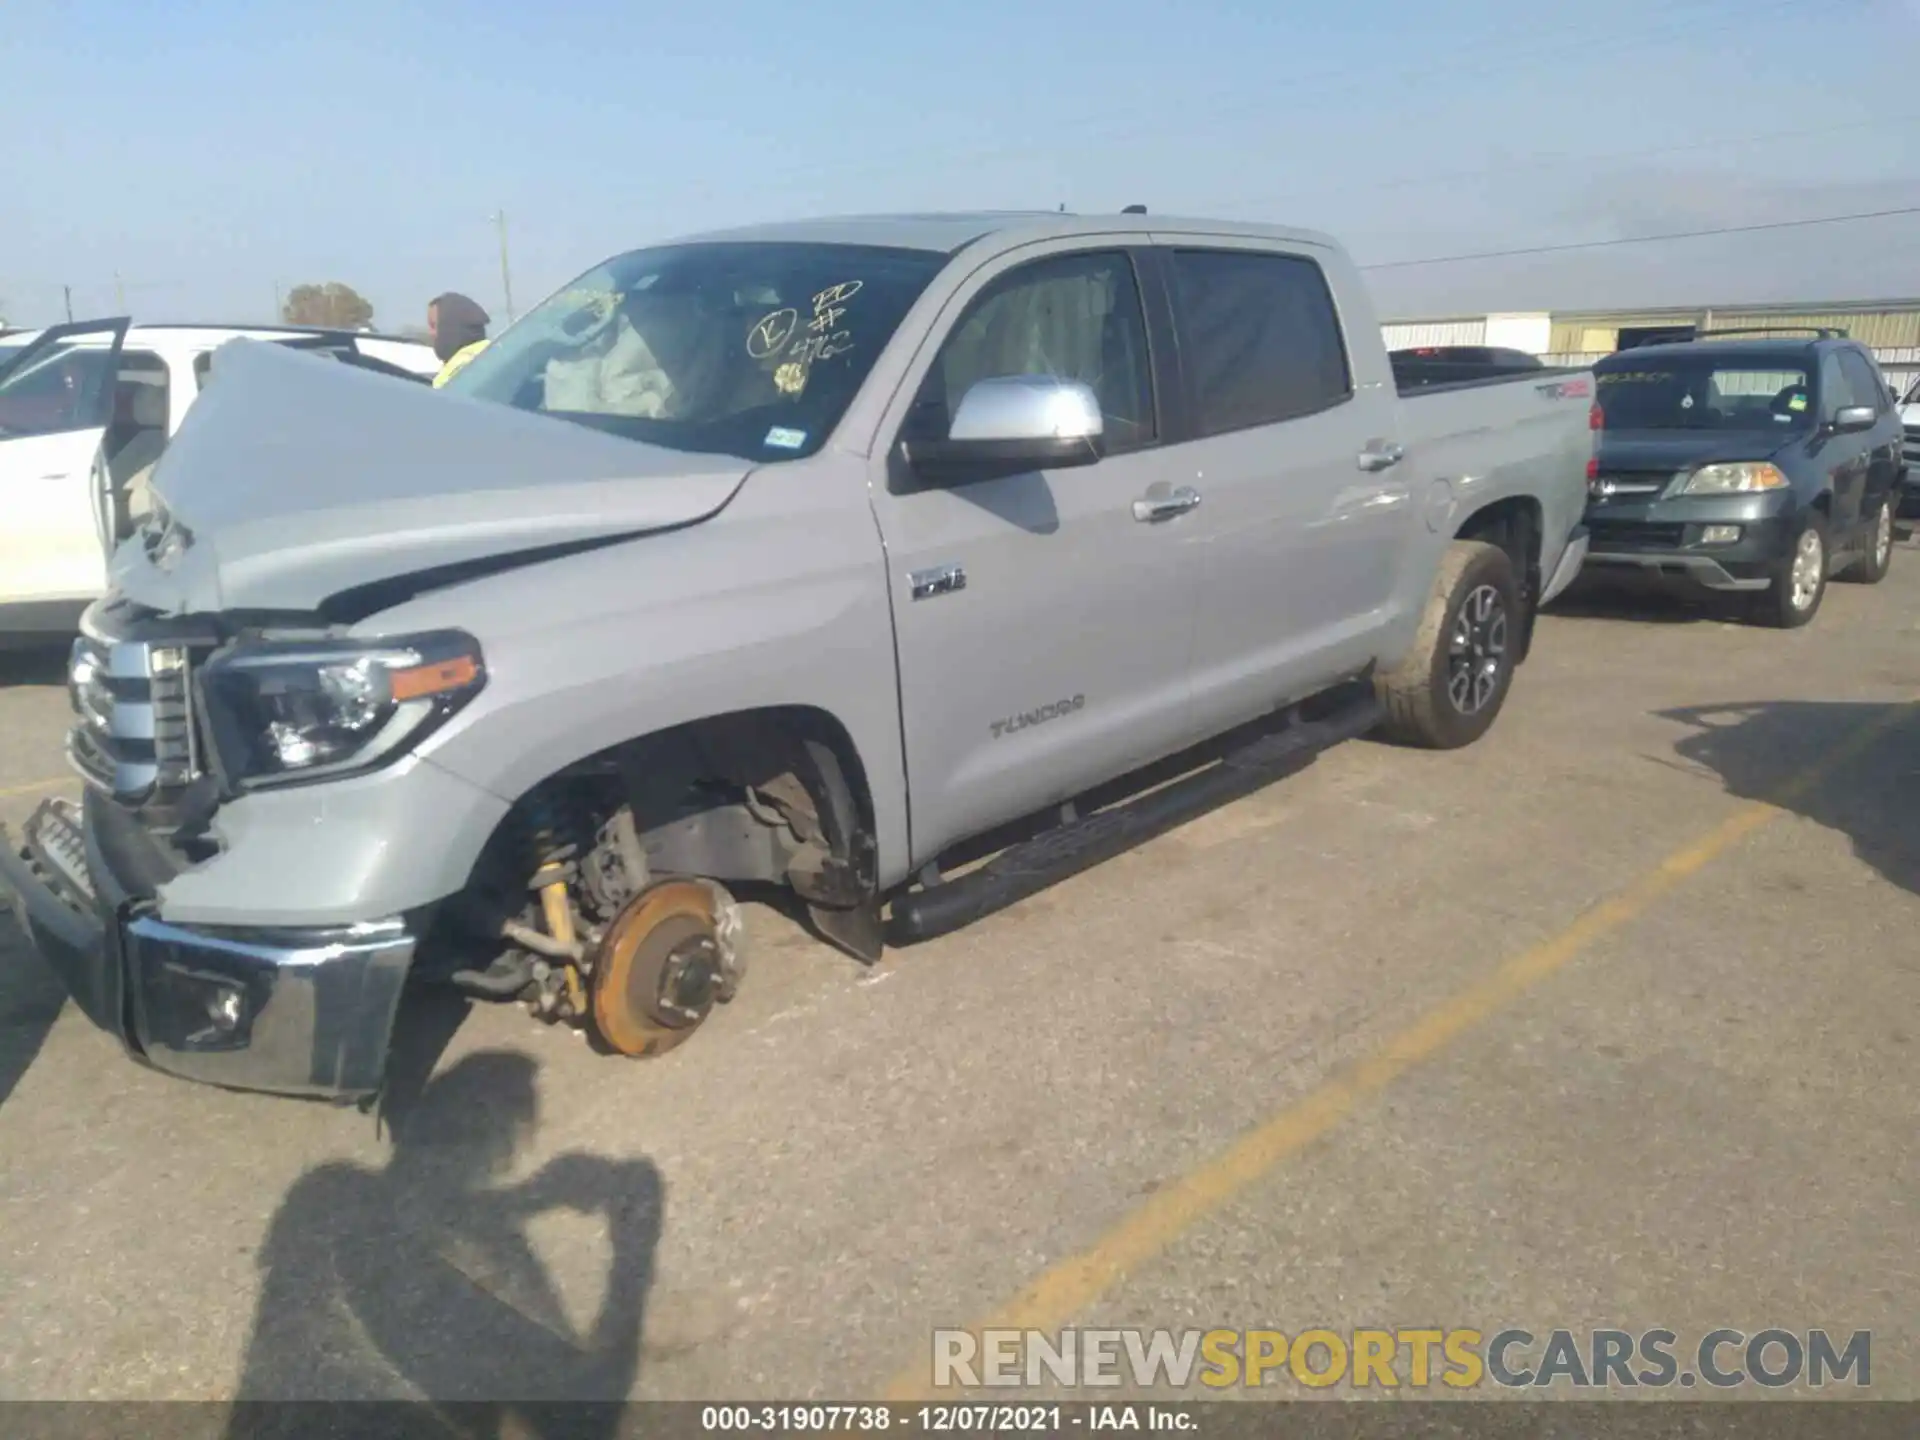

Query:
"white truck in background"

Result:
[[0, 321, 438, 643]]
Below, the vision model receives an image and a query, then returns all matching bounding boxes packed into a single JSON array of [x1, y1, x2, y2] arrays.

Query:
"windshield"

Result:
[[1902, 376, 1920, 408], [1595, 358, 1814, 433], [446, 241, 949, 462]]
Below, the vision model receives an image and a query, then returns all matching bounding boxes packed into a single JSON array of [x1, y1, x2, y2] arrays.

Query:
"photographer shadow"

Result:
[[227, 1041, 664, 1439]]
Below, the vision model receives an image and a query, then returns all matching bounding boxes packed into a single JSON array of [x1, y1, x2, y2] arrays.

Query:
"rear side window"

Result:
[[1167, 249, 1351, 436]]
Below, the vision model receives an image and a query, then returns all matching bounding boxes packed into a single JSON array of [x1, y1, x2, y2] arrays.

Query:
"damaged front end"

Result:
[[0, 596, 421, 1099], [423, 712, 880, 1057], [0, 594, 880, 1098], [3, 791, 414, 1098]]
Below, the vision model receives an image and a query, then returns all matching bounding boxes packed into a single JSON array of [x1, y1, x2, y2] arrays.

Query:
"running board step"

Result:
[[888, 692, 1384, 945]]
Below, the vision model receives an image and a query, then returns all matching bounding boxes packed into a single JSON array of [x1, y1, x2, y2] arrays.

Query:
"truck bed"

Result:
[[1395, 365, 1582, 397], [1393, 362, 1597, 604]]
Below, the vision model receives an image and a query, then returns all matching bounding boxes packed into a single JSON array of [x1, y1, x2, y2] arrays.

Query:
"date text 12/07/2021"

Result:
[[699, 1406, 1193, 1433]]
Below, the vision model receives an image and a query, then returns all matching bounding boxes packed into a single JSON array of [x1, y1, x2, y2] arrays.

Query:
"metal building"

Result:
[[1383, 299, 1920, 396]]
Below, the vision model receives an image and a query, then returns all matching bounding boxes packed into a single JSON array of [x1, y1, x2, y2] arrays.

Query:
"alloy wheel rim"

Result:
[[1446, 583, 1507, 715], [1876, 504, 1893, 568], [1789, 530, 1824, 611]]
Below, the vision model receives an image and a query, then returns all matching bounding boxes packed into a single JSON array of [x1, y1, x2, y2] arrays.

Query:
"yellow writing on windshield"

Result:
[[748, 308, 801, 360]]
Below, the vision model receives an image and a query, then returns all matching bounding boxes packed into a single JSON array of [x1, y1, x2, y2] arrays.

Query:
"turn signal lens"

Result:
[[390, 655, 481, 702]]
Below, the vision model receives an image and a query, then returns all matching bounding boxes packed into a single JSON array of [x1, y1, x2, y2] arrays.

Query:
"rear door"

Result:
[[0, 318, 130, 607], [1154, 240, 1408, 733]]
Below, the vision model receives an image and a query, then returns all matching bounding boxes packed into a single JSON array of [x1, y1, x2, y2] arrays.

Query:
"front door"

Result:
[[0, 319, 130, 609], [1839, 347, 1903, 528], [1156, 241, 1410, 732], [867, 241, 1199, 865], [1817, 350, 1872, 544]]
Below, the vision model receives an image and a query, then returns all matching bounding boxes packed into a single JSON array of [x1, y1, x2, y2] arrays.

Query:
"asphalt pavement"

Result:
[[1, 557, 1916, 1406]]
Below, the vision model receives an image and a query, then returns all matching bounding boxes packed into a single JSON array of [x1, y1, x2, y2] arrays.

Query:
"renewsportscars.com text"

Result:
[[931, 1327, 1872, 1390]]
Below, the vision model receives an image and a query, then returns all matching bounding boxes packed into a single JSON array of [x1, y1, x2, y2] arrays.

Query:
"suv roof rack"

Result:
[[1693, 325, 1850, 341]]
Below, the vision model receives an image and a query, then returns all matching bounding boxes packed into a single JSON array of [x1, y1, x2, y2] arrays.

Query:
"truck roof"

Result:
[[662, 210, 1342, 256]]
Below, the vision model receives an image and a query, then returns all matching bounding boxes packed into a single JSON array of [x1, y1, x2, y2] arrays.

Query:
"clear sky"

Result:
[[4, 0, 1918, 329]]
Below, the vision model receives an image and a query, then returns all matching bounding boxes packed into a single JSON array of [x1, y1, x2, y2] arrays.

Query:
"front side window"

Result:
[[0, 343, 116, 438], [906, 250, 1155, 451], [1168, 249, 1352, 436], [1838, 350, 1888, 414], [446, 241, 948, 463], [1596, 359, 1815, 432]]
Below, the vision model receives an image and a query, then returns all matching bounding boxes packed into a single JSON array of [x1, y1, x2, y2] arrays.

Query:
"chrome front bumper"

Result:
[[0, 794, 414, 1100]]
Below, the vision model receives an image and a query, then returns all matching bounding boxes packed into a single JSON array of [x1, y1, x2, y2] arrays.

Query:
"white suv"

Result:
[[0, 321, 438, 642]]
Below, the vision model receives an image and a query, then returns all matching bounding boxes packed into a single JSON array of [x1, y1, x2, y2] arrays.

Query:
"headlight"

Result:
[[200, 630, 485, 790], [1677, 462, 1789, 494]]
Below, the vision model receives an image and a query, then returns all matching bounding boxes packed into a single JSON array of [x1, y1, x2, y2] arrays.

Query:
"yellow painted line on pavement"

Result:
[[0, 777, 69, 800], [883, 703, 1914, 1400]]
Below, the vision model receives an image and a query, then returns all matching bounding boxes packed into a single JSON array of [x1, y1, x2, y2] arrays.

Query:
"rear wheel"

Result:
[[1374, 539, 1519, 750], [1751, 514, 1827, 629], [1837, 496, 1894, 584]]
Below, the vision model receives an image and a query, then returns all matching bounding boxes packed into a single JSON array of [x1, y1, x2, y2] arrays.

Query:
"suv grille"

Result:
[[1589, 469, 1673, 499], [67, 621, 199, 803]]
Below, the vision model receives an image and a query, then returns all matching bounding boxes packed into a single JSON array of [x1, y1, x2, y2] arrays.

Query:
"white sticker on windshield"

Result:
[[765, 426, 807, 450]]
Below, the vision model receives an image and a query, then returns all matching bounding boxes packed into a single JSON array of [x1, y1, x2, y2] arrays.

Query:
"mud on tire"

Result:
[[1373, 539, 1520, 751]]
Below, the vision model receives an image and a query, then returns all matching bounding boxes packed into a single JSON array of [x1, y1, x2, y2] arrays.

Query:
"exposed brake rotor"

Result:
[[589, 879, 728, 1058]]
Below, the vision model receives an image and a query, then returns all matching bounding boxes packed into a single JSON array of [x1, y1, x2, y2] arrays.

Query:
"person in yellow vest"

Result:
[[427, 292, 491, 387]]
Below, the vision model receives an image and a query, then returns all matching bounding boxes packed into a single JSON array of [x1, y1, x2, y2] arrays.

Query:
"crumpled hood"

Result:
[[1596, 429, 1798, 472], [115, 338, 752, 614]]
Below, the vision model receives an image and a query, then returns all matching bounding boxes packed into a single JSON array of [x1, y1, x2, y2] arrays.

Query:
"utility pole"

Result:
[[273, 280, 283, 321], [493, 210, 515, 323], [114, 272, 126, 311], [63, 285, 73, 322]]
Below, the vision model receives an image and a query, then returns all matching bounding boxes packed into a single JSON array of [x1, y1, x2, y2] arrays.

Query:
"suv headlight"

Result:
[[199, 631, 485, 790], [1677, 462, 1789, 494]]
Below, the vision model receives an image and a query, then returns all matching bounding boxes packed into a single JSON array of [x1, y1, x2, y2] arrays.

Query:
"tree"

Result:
[[281, 282, 374, 330]]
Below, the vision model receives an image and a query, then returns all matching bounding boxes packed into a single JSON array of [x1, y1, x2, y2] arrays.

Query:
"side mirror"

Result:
[[904, 376, 1105, 485], [1831, 405, 1877, 434]]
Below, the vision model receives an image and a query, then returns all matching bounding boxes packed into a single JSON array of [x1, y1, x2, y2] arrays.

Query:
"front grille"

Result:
[[1588, 519, 1685, 549], [1589, 470, 1673, 499], [66, 616, 199, 804]]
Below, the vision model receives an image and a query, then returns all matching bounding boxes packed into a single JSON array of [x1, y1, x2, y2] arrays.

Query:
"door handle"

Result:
[[1132, 486, 1202, 522], [1357, 442, 1405, 473], [909, 563, 966, 600]]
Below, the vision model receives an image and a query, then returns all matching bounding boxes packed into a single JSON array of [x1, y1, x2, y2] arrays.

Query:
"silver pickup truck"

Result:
[[1, 212, 1595, 1101]]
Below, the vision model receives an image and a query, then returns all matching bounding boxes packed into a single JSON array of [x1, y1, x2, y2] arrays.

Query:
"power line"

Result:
[[1360, 206, 1920, 270]]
